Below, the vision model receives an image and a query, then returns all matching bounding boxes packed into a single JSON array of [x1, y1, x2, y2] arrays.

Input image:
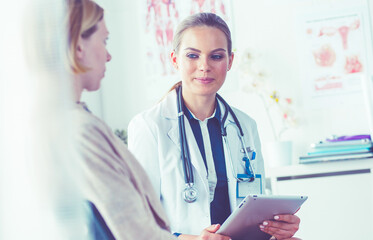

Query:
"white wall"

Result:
[[229, 0, 373, 165], [83, 0, 178, 130], [85, 0, 373, 164]]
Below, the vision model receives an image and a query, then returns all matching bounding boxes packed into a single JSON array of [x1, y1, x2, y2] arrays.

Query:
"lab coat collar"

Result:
[[161, 89, 178, 120], [216, 97, 236, 129], [163, 91, 237, 145], [162, 90, 235, 126]]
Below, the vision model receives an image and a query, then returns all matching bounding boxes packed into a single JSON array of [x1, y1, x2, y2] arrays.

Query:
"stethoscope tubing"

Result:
[[176, 85, 256, 202], [177, 86, 194, 185], [216, 93, 255, 181], [216, 94, 244, 137]]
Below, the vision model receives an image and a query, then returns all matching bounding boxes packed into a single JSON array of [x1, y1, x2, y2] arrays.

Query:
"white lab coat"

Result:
[[128, 90, 265, 235]]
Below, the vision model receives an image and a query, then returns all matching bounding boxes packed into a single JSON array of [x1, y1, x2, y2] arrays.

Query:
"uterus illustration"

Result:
[[318, 19, 360, 50]]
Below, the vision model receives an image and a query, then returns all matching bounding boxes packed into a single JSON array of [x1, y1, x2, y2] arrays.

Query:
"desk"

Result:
[[266, 158, 373, 240]]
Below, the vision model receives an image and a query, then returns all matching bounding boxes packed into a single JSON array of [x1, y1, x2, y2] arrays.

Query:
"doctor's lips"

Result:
[[195, 77, 214, 84]]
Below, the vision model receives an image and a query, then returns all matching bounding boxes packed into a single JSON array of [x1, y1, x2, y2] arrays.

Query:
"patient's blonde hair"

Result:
[[67, 0, 104, 73]]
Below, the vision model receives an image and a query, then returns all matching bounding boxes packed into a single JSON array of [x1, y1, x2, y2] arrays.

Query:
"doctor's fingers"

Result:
[[276, 238, 302, 240], [199, 224, 231, 240], [273, 214, 301, 224], [259, 224, 297, 240], [271, 238, 302, 240], [259, 215, 300, 232], [198, 231, 231, 240]]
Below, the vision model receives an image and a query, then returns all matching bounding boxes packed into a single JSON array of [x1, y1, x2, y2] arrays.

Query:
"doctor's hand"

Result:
[[259, 214, 300, 240], [178, 224, 231, 240], [197, 224, 231, 240]]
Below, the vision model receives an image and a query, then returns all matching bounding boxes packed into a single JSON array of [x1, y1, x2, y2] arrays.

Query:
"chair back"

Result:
[[85, 201, 116, 240]]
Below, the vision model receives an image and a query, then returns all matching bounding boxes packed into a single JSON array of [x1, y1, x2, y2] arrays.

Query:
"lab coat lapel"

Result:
[[224, 120, 242, 172], [218, 100, 241, 209], [224, 122, 242, 209], [220, 101, 242, 169], [183, 118, 208, 186], [167, 118, 208, 191], [163, 90, 181, 150], [162, 90, 179, 148], [167, 125, 180, 150], [163, 90, 208, 190]]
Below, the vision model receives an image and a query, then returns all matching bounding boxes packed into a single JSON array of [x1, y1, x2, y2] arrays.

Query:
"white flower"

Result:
[[237, 49, 298, 140]]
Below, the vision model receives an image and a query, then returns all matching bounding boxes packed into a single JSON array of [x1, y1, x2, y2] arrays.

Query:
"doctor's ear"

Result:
[[170, 51, 178, 70], [76, 38, 85, 60], [227, 52, 234, 71]]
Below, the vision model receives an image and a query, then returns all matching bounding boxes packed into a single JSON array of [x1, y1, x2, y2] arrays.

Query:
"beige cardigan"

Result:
[[73, 104, 176, 240]]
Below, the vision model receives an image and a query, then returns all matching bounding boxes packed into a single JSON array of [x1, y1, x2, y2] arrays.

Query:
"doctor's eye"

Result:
[[186, 53, 199, 59], [210, 54, 224, 60]]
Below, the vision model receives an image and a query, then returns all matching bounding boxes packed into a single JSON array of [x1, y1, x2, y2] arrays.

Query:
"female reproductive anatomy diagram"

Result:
[[304, 14, 366, 97]]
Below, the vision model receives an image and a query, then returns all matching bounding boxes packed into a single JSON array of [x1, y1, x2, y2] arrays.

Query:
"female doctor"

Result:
[[128, 13, 300, 240]]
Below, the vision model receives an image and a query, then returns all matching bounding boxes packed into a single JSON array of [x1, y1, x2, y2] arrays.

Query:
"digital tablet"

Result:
[[216, 194, 308, 240]]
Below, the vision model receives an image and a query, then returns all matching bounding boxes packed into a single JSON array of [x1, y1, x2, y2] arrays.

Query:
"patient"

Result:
[[67, 0, 230, 239]]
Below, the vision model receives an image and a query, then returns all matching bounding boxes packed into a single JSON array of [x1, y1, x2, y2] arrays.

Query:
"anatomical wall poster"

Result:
[[303, 13, 367, 100]]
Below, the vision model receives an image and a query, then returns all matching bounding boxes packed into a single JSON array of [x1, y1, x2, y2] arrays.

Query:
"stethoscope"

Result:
[[176, 86, 256, 203]]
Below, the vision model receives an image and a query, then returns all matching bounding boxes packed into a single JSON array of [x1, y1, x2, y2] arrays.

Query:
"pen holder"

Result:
[[263, 141, 293, 168]]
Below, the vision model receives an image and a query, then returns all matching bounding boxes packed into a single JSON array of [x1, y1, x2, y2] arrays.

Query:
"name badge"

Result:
[[236, 174, 262, 199]]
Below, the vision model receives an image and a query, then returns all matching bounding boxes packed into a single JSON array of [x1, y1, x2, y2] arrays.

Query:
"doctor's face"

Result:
[[77, 19, 112, 92], [171, 26, 234, 99]]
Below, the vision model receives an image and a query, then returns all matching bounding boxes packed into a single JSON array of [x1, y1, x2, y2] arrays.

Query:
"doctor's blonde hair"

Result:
[[168, 12, 232, 93], [67, 0, 104, 74], [172, 12, 232, 56]]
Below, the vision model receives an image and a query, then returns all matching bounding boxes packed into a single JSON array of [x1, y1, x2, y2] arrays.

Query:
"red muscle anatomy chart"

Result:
[[145, 0, 179, 76], [143, 0, 231, 81], [303, 13, 366, 98], [189, 0, 227, 15]]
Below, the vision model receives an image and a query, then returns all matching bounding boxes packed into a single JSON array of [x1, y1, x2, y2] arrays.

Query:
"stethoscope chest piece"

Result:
[[183, 184, 198, 203]]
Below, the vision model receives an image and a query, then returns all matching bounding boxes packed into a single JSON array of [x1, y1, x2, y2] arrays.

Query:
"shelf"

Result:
[[266, 157, 373, 178]]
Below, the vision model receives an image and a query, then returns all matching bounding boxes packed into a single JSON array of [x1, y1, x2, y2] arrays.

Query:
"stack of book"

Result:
[[299, 136, 373, 164]]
